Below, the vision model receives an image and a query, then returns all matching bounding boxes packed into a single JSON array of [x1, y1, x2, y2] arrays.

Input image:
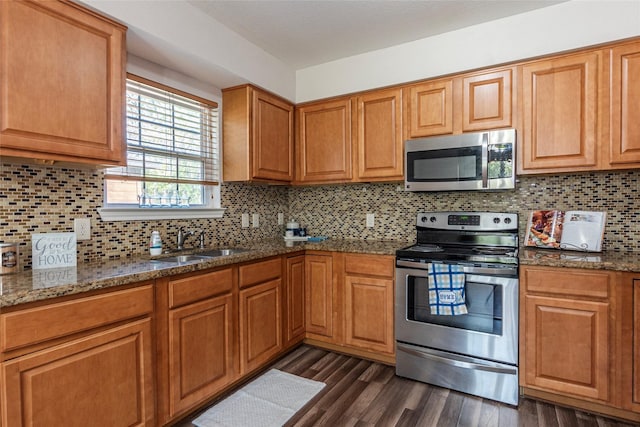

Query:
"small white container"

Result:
[[149, 231, 163, 256]]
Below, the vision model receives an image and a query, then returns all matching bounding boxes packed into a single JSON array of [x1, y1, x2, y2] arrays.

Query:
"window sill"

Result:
[[98, 207, 226, 221]]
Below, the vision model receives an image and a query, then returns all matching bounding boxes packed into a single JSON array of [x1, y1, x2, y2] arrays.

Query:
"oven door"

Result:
[[395, 261, 518, 365]]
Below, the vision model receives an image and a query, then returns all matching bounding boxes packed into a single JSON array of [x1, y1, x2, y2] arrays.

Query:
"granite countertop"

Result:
[[519, 247, 640, 272], [0, 238, 411, 308], [5, 238, 640, 309]]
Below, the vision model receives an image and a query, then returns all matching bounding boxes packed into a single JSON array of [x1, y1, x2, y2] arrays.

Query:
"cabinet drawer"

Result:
[[344, 254, 394, 278], [1, 284, 154, 353], [523, 266, 611, 299], [239, 258, 281, 289], [169, 268, 233, 308]]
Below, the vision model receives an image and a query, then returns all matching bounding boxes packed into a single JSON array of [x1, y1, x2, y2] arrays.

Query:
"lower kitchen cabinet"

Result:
[[304, 253, 335, 340], [157, 268, 237, 423], [168, 293, 235, 417], [0, 285, 155, 427], [284, 254, 306, 348], [343, 254, 395, 355], [239, 258, 283, 375], [520, 266, 614, 403], [621, 276, 640, 414]]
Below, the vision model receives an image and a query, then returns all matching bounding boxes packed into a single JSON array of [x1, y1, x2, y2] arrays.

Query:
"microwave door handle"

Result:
[[481, 133, 488, 188]]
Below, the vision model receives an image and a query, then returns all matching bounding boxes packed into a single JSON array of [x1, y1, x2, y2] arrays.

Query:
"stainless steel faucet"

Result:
[[177, 226, 195, 250]]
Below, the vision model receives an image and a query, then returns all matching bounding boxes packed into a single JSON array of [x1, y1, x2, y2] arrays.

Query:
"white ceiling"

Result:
[[187, 0, 567, 69]]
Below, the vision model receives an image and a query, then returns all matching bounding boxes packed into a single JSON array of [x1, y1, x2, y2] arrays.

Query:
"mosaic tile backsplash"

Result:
[[1, 161, 639, 270]]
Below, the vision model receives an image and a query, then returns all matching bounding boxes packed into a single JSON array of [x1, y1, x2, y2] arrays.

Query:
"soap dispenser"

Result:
[[149, 230, 163, 256]]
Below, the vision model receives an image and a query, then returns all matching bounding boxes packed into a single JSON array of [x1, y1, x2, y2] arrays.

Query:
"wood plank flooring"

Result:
[[177, 345, 638, 427]]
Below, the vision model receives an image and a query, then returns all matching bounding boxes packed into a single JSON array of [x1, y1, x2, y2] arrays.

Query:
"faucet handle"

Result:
[[198, 231, 206, 249]]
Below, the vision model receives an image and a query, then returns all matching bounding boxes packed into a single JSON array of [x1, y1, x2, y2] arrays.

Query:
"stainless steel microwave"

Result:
[[404, 129, 516, 192]]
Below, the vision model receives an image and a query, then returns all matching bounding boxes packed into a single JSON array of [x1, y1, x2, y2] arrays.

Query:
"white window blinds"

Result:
[[105, 75, 219, 186]]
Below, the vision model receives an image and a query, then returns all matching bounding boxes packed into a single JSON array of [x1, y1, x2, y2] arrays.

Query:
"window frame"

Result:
[[99, 74, 225, 221]]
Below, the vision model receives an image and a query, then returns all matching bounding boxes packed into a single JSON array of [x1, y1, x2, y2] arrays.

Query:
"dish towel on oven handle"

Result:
[[427, 263, 468, 315]]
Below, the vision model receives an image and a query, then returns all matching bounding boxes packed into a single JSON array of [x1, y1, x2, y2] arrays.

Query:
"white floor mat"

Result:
[[193, 369, 326, 427]]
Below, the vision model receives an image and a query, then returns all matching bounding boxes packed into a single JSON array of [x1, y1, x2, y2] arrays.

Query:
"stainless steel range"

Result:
[[395, 211, 519, 405]]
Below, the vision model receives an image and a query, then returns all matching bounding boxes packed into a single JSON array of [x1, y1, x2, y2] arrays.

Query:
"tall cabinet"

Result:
[[0, 0, 126, 165]]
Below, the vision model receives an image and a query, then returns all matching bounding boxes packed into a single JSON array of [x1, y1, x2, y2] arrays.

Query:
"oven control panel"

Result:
[[417, 212, 517, 231]]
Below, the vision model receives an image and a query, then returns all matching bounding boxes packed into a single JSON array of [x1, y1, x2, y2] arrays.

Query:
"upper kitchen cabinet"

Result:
[[355, 88, 403, 181], [296, 97, 353, 183], [223, 85, 294, 183], [0, 0, 126, 166], [404, 67, 513, 138], [519, 50, 603, 174], [461, 68, 513, 132], [610, 41, 640, 167], [404, 78, 453, 138]]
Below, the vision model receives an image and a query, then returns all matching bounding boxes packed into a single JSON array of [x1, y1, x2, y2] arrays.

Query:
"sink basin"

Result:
[[155, 254, 213, 263], [198, 248, 251, 257]]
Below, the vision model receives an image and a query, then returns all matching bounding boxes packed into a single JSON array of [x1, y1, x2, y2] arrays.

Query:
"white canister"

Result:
[[0, 243, 19, 275]]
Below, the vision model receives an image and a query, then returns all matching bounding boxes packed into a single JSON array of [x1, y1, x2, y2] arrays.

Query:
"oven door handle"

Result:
[[481, 132, 489, 188], [396, 260, 517, 277], [397, 343, 517, 375]]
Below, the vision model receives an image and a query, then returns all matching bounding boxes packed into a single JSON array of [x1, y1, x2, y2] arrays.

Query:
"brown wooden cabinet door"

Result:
[[239, 279, 282, 375], [610, 42, 640, 166], [355, 88, 403, 181], [632, 280, 640, 410], [405, 78, 453, 138], [520, 51, 601, 172], [461, 68, 513, 132], [0, 0, 125, 165], [1, 319, 154, 427], [344, 275, 394, 354], [296, 98, 352, 182], [305, 254, 334, 338], [168, 294, 235, 417], [284, 255, 306, 347], [523, 294, 610, 401], [252, 90, 294, 181]]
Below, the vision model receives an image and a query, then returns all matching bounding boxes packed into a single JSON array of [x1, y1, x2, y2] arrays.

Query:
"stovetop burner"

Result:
[[397, 212, 519, 266]]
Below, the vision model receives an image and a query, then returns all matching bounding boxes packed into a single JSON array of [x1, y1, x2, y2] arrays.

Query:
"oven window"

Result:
[[408, 147, 481, 181], [406, 276, 503, 335]]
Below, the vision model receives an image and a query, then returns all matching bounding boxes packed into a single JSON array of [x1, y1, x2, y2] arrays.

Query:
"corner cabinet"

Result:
[[304, 253, 335, 339], [520, 266, 613, 403], [0, 0, 126, 166], [519, 51, 603, 173], [0, 285, 155, 427], [296, 98, 353, 183], [284, 254, 306, 348], [222, 85, 294, 182]]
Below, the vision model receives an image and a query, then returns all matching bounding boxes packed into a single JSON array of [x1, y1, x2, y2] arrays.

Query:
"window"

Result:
[[99, 74, 223, 221]]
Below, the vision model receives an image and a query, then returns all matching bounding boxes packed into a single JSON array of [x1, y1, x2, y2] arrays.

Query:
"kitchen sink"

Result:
[[154, 254, 213, 263], [198, 247, 252, 257]]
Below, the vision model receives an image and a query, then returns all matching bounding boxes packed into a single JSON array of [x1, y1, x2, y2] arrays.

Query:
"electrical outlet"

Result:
[[277, 213, 284, 225], [366, 213, 375, 228], [74, 218, 91, 240], [252, 213, 260, 228], [241, 213, 250, 228]]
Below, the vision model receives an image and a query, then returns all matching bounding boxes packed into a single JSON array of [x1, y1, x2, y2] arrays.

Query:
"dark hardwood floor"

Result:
[[179, 345, 638, 427]]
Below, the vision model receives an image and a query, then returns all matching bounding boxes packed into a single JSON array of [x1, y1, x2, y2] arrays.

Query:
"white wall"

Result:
[[296, 0, 640, 102], [82, 0, 297, 101]]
